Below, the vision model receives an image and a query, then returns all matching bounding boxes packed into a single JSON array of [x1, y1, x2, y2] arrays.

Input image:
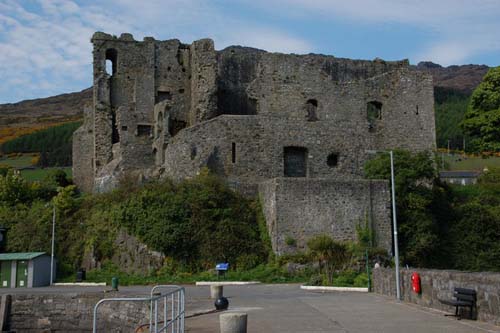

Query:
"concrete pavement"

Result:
[[187, 284, 500, 333], [2, 284, 499, 332]]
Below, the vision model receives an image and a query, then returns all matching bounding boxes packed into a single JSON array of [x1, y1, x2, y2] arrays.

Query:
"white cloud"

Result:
[[250, 0, 500, 65], [0, 0, 312, 103], [1, 0, 498, 102]]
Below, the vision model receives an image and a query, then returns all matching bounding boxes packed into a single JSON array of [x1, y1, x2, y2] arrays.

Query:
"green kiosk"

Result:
[[0, 252, 54, 288]]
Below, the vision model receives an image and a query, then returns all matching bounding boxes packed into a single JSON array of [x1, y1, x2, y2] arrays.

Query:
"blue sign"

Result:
[[216, 263, 229, 271]]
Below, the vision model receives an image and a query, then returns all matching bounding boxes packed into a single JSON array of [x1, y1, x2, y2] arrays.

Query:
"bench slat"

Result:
[[454, 294, 475, 302], [454, 287, 476, 295]]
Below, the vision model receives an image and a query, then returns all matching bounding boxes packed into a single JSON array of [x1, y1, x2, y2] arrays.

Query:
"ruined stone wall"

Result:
[[83, 32, 218, 191], [217, 48, 435, 150], [258, 178, 391, 254], [74, 34, 435, 192], [373, 267, 500, 326], [72, 103, 94, 192], [162, 111, 431, 187], [163, 115, 368, 184], [81, 230, 165, 276]]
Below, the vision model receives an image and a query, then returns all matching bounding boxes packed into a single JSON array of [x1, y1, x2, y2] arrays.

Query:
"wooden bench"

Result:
[[439, 287, 476, 320]]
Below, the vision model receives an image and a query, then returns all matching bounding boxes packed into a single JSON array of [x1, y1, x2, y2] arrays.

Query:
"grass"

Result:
[[60, 263, 311, 286], [0, 154, 36, 168], [0, 153, 71, 182], [21, 167, 72, 182], [439, 154, 500, 171]]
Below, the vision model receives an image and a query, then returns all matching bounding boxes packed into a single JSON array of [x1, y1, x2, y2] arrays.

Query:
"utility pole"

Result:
[[390, 151, 401, 300], [365, 149, 401, 300], [447, 140, 451, 155], [50, 205, 55, 285]]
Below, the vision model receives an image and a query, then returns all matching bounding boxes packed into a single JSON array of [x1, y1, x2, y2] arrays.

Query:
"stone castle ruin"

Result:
[[73, 32, 436, 254]]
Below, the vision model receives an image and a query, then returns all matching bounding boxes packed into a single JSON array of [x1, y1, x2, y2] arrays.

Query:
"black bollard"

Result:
[[215, 296, 229, 310]]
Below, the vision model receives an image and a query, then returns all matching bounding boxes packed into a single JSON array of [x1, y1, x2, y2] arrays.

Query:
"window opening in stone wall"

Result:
[[327, 153, 339, 167], [111, 110, 120, 144], [156, 91, 172, 104], [284, 146, 308, 177], [137, 125, 152, 137], [121, 126, 128, 131], [168, 119, 187, 137], [190, 145, 197, 160], [416, 105, 419, 115], [367, 101, 382, 132], [306, 99, 318, 121], [105, 48, 118, 75], [231, 142, 236, 163]]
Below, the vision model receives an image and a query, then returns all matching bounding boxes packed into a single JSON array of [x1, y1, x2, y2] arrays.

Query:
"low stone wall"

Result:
[[6, 292, 149, 332], [372, 267, 500, 326]]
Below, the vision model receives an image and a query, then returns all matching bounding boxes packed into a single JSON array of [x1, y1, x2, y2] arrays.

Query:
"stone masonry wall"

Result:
[[81, 230, 165, 276], [259, 178, 391, 254], [373, 267, 500, 326], [74, 34, 436, 193], [72, 103, 94, 192], [7, 293, 149, 332], [162, 111, 432, 188]]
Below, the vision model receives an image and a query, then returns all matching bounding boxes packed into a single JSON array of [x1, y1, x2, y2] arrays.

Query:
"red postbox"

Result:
[[411, 272, 421, 294]]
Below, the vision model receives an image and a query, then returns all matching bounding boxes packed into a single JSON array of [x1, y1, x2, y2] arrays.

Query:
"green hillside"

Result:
[[1, 121, 81, 167], [434, 87, 470, 150]]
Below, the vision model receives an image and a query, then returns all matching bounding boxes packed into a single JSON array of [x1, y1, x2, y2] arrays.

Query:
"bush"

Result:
[[285, 235, 297, 247], [236, 254, 260, 271], [334, 270, 357, 287], [353, 273, 368, 287], [307, 235, 349, 285], [307, 274, 323, 286]]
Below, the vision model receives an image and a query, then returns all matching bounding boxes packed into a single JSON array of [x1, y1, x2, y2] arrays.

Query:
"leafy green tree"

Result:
[[307, 235, 349, 285], [462, 66, 500, 152], [0, 171, 33, 205], [364, 150, 446, 267]]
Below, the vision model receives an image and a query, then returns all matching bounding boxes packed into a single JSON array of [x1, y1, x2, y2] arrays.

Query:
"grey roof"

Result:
[[0, 252, 46, 261]]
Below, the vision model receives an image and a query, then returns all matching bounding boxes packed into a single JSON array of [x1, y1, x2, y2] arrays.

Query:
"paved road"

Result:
[[2, 284, 499, 332], [186, 284, 500, 333]]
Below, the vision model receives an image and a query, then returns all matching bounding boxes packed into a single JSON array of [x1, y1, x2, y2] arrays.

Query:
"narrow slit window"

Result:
[[231, 142, 236, 163]]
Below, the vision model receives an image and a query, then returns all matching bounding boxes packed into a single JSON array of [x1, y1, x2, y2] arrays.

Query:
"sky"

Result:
[[0, 0, 499, 104]]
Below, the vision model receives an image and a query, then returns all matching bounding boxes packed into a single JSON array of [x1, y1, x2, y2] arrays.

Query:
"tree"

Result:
[[364, 150, 448, 267], [307, 235, 349, 285], [462, 66, 500, 152]]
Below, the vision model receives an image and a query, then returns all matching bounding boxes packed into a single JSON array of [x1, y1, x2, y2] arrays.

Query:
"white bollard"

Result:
[[220, 312, 247, 333], [211, 285, 223, 299]]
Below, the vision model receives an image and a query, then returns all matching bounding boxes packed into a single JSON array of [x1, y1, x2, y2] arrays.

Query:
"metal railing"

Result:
[[92, 285, 185, 333]]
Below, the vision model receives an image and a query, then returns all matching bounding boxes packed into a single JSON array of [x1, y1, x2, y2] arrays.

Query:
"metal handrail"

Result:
[[92, 285, 185, 333]]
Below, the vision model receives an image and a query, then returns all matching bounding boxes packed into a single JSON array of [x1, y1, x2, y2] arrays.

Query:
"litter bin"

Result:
[[111, 277, 119, 291]]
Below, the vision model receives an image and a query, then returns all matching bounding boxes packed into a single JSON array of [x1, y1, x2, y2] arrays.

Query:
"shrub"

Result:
[[285, 235, 297, 247], [307, 235, 349, 285], [307, 274, 323, 286]]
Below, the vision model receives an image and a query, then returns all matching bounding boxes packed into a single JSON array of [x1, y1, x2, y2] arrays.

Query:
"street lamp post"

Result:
[[50, 204, 55, 285], [366, 150, 401, 300], [389, 151, 401, 300]]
